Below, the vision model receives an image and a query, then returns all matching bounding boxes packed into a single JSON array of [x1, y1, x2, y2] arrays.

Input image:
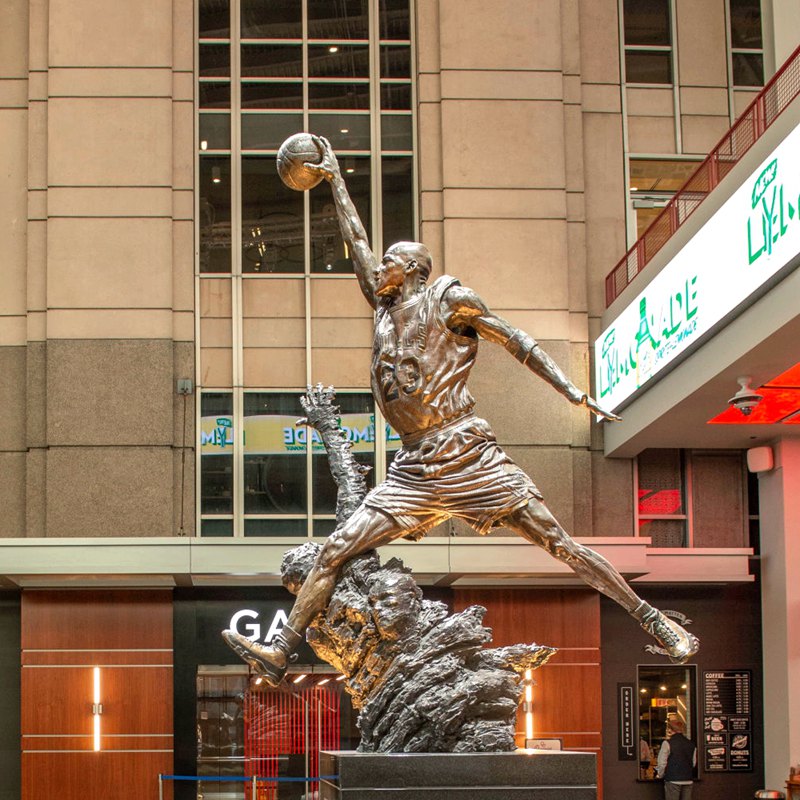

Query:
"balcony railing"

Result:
[[605, 43, 800, 307]]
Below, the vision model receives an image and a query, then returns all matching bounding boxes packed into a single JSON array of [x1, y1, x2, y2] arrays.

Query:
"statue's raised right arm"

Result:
[[307, 136, 379, 309]]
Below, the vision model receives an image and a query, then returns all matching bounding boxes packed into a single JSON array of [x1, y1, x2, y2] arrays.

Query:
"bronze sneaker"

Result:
[[637, 606, 700, 664], [222, 626, 301, 686]]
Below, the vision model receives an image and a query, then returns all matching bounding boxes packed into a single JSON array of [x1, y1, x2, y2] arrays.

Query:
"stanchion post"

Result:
[[251, 775, 257, 800], [158, 774, 163, 800]]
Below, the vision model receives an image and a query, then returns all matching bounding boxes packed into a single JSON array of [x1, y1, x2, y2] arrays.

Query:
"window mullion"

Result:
[[410, 0, 419, 241], [231, 0, 245, 536], [668, 0, 681, 152], [301, 0, 314, 537], [370, 0, 383, 257]]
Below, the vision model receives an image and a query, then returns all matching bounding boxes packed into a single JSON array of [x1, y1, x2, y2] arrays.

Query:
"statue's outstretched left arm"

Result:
[[443, 285, 621, 421]]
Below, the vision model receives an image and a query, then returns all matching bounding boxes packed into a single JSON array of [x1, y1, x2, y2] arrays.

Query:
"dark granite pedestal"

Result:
[[319, 750, 597, 799]]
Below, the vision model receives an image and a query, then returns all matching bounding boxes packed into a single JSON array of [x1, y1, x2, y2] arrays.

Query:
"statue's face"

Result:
[[375, 249, 412, 297], [370, 572, 420, 640]]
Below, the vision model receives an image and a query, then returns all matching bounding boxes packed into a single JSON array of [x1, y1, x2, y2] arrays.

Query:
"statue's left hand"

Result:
[[298, 383, 338, 431], [580, 394, 622, 422]]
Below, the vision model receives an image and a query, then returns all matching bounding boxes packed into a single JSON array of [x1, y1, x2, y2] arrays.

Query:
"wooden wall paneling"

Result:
[[453, 588, 601, 648], [453, 587, 603, 795], [21, 589, 173, 650], [23, 649, 173, 666], [23, 735, 173, 752], [22, 665, 173, 735], [532, 661, 603, 734], [22, 752, 173, 800], [21, 590, 175, 800], [21, 665, 93, 735]]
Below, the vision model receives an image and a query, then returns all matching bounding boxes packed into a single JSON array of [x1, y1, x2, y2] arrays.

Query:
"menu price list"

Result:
[[703, 671, 753, 772]]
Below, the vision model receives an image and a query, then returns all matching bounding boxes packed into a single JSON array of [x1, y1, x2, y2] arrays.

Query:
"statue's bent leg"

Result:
[[223, 503, 412, 685], [500, 499, 699, 664]]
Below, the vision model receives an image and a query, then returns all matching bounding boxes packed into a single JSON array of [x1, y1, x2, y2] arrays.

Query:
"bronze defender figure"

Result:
[[223, 136, 699, 685]]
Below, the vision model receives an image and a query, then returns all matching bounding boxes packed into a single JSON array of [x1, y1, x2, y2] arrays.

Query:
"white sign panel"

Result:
[[596, 121, 800, 411]]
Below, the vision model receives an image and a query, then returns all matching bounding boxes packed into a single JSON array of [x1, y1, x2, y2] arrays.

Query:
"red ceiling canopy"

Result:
[[708, 363, 800, 425]]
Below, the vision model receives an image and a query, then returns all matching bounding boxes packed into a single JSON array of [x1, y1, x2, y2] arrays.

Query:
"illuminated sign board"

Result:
[[229, 608, 288, 643], [201, 413, 402, 455], [596, 120, 800, 411]]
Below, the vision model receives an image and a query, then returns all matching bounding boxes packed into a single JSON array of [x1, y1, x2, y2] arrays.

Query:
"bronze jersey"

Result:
[[370, 275, 478, 440]]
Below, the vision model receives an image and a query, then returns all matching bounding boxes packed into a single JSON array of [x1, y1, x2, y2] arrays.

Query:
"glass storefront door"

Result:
[[197, 666, 349, 800]]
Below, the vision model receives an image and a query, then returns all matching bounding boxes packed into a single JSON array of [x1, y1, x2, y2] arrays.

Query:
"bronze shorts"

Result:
[[363, 416, 542, 538]]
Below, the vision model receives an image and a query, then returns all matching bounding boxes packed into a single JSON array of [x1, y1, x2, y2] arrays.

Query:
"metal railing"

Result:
[[605, 43, 800, 307], [158, 773, 339, 800]]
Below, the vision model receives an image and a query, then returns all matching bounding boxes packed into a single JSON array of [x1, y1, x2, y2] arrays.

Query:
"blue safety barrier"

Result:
[[159, 774, 338, 783], [157, 772, 339, 798]]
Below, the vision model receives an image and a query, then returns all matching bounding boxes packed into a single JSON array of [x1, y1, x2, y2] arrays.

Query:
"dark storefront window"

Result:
[[201, 390, 397, 537], [197, 666, 346, 800], [637, 665, 697, 781], [637, 448, 687, 546], [197, 0, 414, 538], [174, 591, 360, 800], [628, 158, 701, 239], [623, 0, 673, 84], [636, 449, 748, 548], [198, 0, 414, 277], [747, 471, 760, 553], [201, 393, 235, 534], [729, 0, 764, 87]]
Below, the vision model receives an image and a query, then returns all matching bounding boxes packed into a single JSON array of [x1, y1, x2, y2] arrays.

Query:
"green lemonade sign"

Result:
[[596, 121, 800, 411], [201, 413, 402, 455]]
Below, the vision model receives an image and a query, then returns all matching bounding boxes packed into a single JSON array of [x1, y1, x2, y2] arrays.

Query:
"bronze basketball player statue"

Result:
[[223, 135, 699, 685]]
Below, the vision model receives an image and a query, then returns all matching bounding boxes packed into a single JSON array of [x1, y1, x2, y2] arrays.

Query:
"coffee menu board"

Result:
[[703, 671, 753, 772]]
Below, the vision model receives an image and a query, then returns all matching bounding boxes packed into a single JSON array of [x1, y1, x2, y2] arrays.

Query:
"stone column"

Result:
[[762, 0, 800, 77], [758, 437, 800, 788]]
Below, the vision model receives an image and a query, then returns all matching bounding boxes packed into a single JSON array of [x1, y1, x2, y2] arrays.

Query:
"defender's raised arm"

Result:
[[443, 285, 621, 421], [306, 136, 379, 309]]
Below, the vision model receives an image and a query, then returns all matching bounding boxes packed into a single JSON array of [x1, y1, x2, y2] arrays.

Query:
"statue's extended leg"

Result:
[[501, 499, 699, 664], [223, 504, 407, 685]]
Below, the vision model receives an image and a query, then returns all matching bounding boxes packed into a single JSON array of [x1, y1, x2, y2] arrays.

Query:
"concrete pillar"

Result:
[[758, 437, 800, 788], [762, 0, 800, 78]]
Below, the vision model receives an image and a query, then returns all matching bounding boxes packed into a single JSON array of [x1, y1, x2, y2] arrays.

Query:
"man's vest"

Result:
[[663, 733, 696, 782]]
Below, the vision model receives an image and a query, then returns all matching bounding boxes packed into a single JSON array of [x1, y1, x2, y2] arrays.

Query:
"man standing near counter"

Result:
[[657, 717, 697, 799]]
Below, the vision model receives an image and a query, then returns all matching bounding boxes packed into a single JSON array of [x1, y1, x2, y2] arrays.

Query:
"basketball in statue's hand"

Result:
[[276, 133, 324, 191]]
